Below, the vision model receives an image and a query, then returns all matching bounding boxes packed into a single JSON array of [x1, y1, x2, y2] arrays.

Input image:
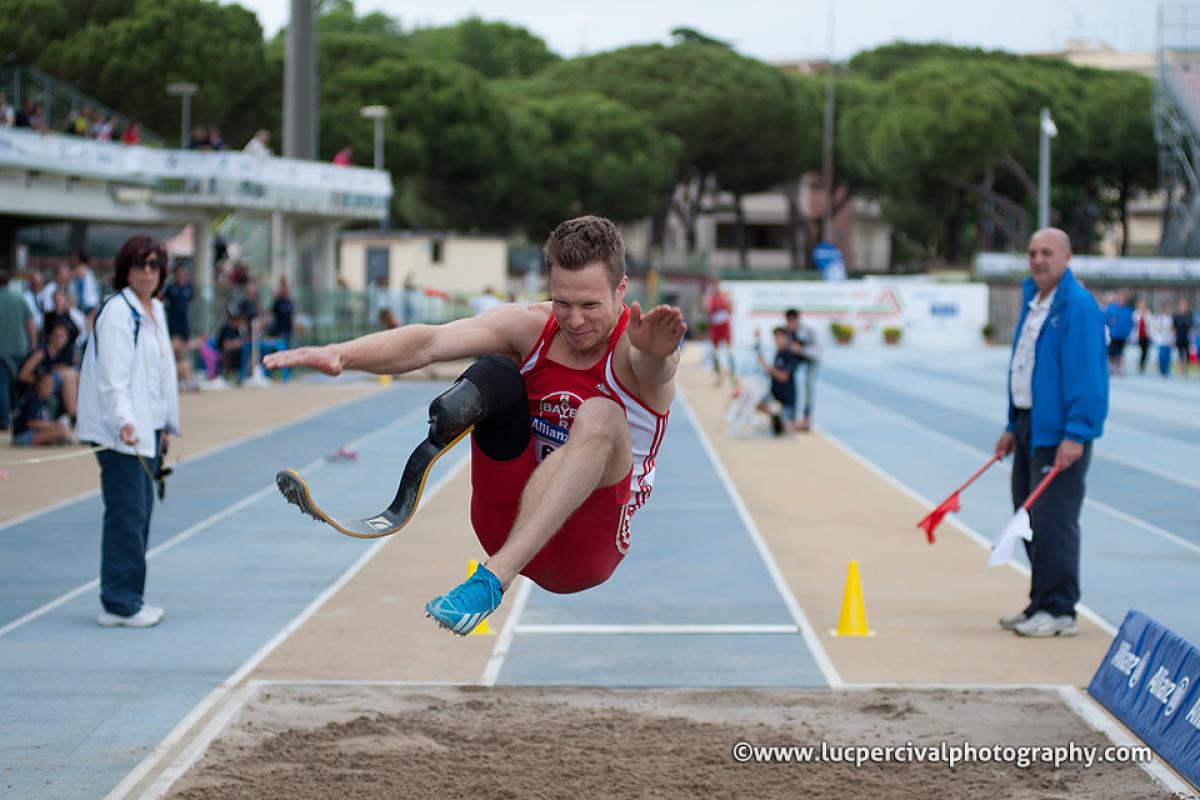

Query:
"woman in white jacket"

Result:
[[76, 235, 180, 628]]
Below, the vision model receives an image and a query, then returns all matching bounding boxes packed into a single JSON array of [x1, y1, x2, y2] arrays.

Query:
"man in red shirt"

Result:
[[266, 216, 685, 634], [703, 283, 734, 386]]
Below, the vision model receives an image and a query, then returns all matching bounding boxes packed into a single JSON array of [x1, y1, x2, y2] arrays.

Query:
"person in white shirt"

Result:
[[76, 235, 179, 629], [1149, 303, 1176, 378], [243, 129, 272, 157], [469, 286, 504, 316], [70, 249, 102, 315]]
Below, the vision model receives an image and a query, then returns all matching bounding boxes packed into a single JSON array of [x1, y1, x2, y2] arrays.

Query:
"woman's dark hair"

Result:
[[113, 235, 167, 294]]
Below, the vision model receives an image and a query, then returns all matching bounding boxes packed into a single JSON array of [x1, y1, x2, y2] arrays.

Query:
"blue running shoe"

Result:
[[425, 564, 503, 635]]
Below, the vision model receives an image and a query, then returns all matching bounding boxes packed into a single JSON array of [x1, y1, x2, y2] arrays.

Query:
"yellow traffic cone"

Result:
[[466, 559, 494, 636], [830, 560, 875, 637], [380, 374, 392, 387]]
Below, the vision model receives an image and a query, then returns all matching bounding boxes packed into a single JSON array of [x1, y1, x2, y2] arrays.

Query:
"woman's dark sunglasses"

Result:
[[131, 255, 164, 271]]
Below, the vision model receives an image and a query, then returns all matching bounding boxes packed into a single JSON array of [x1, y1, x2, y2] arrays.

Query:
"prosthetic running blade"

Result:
[[276, 426, 473, 539]]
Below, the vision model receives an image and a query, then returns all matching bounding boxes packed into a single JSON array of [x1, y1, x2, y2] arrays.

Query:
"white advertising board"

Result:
[[720, 279, 989, 351]]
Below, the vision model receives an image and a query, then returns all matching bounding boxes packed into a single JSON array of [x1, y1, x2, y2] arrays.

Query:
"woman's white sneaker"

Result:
[[97, 606, 164, 628]]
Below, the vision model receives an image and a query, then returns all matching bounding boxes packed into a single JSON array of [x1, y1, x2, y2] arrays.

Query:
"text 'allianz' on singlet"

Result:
[[519, 306, 668, 547]]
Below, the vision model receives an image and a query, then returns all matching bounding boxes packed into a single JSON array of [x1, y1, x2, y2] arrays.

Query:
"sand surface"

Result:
[[167, 685, 1169, 800]]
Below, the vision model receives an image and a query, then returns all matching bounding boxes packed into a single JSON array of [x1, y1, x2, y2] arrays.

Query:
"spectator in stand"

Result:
[[469, 287, 504, 316], [187, 125, 209, 150], [96, 116, 116, 143], [11, 370, 70, 446], [14, 99, 34, 128], [120, 120, 142, 146], [163, 264, 197, 391], [1173, 298, 1194, 378], [71, 249, 102, 317], [0, 267, 37, 430], [243, 129, 272, 156], [268, 277, 294, 346], [43, 289, 84, 351], [0, 92, 14, 127], [40, 264, 71, 313], [378, 308, 400, 330], [21, 270, 44, 342], [31, 102, 46, 132], [73, 105, 92, 136], [332, 146, 354, 166], [17, 321, 79, 422], [239, 278, 261, 333], [1151, 303, 1176, 378], [217, 306, 247, 385], [207, 125, 225, 151], [1134, 298, 1152, 375]]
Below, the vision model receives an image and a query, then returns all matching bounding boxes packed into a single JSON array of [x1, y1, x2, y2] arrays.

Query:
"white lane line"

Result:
[[829, 368, 1200, 494], [820, 382, 1200, 562], [0, 404, 431, 641], [138, 682, 259, 800], [0, 383, 399, 533], [1058, 686, 1197, 799], [678, 389, 844, 688], [811, 404, 1118, 638], [480, 577, 533, 687], [107, 454, 471, 800], [514, 624, 800, 635]]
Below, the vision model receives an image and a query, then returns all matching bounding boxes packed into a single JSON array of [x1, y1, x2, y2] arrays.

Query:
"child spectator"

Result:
[[12, 370, 70, 446]]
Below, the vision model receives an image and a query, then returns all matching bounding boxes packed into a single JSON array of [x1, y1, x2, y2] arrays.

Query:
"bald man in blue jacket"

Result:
[[994, 228, 1108, 638]]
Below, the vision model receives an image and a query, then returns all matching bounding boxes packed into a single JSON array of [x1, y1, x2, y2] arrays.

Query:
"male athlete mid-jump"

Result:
[[265, 216, 686, 635]]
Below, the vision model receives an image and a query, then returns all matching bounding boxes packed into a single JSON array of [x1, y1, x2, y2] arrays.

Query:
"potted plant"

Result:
[[830, 321, 854, 344], [982, 322, 996, 345], [882, 326, 902, 345]]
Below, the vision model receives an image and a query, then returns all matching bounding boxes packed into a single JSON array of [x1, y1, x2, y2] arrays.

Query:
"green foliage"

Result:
[[830, 321, 854, 341], [407, 17, 560, 80], [505, 93, 681, 239]]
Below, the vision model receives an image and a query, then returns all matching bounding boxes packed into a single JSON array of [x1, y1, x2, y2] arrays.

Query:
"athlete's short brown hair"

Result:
[[543, 215, 626, 289]]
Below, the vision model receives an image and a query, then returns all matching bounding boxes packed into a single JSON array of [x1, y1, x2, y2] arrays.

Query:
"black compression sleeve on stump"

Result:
[[428, 354, 529, 461]]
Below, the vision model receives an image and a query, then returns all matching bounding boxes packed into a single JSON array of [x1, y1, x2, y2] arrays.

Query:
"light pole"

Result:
[[821, 0, 836, 245], [1037, 107, 1058, 230], [360, 105, 389, 170], [360, 104, 390, 229], [166, 82, 198, 149]]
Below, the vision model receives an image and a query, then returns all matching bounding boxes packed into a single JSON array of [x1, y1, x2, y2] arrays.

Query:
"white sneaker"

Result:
[[141, 605, 166, 623], [97, 606, 164, 628], [998, 611, 1029, 631], [1013, 610, 1077, 637]]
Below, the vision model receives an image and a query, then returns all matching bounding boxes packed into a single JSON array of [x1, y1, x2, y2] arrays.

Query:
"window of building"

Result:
[[716, 223, 790, 251]]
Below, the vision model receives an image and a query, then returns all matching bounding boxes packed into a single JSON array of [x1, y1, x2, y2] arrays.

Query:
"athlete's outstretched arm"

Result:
[[264, 303, 545, 376], [627, 301, 686, 387]]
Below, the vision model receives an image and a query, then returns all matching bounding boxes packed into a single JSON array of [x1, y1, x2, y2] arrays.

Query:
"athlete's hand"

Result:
[[628, 302, 687, 358], [263, 346, 343, 376], [994, 431, 1015, 459]]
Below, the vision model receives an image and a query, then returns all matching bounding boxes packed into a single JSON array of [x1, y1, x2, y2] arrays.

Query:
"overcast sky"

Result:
[[233, 0, 1159, 61]]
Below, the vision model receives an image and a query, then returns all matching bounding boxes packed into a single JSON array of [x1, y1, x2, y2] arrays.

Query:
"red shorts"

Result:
[[709, 324, 731, 346], [470, 438, 632, 594]]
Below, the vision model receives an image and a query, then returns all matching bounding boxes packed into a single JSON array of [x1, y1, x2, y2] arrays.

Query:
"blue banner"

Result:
[[1087, 609, 1200, 789]]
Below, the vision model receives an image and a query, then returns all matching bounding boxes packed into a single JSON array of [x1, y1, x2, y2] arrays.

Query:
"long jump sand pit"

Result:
[[166, 684, 1170, 799]]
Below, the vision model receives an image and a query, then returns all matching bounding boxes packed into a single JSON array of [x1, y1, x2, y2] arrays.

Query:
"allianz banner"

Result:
[[1088, 609, 1200, 788]]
